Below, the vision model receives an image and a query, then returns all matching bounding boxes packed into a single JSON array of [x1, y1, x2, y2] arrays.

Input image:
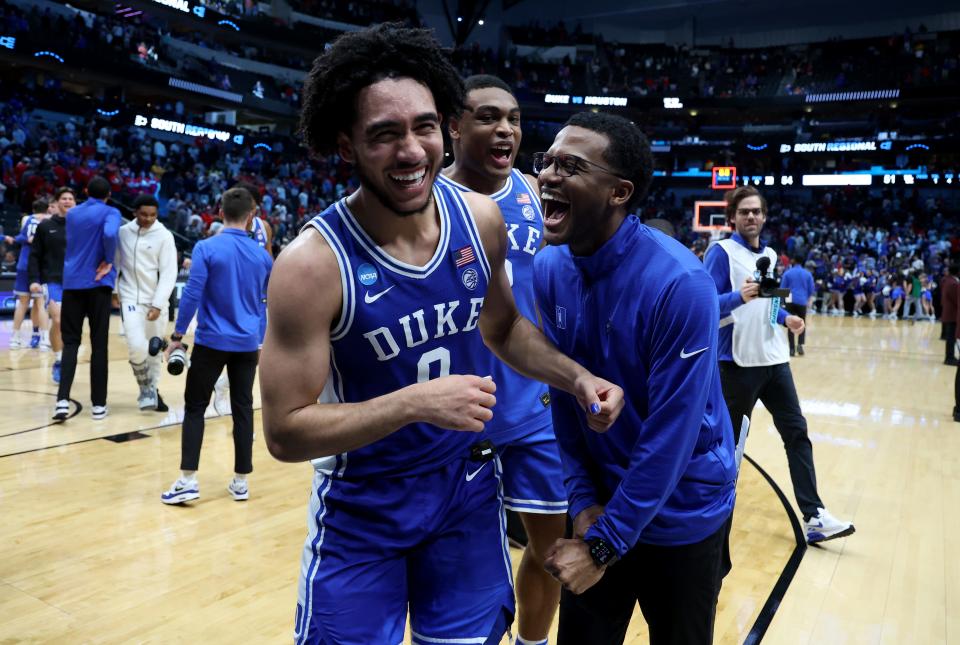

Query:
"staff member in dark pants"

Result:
[[780, 256, 816, 356], [161, 187, 272, 505], [940, 263, 958, 366], [533, 112, 737, 645], [704, 186, 855, 545], [54, 177, 121, 421]]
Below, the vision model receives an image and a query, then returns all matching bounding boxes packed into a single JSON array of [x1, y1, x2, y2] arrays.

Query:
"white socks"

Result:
[[516, 638, 548, 645], [181, 470, 197, 482]]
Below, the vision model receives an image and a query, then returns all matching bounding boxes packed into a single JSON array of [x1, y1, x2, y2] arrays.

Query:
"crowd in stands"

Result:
[[0, 90, 356, 268], [641, 185, 957, 317], [502, 19, 959, 100]]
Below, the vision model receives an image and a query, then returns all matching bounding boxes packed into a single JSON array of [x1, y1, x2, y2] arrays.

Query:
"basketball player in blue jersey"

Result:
[[260, 24, 624, 645], [4, 199, 50, 349], [438, 74, 563, 645]]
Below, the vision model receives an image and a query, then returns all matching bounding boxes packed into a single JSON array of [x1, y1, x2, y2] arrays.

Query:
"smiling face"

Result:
[[449, 86, 521, 183], [338, 77, 444, 216], [537, 125, 631, 255], [56, 191, 76, 217]]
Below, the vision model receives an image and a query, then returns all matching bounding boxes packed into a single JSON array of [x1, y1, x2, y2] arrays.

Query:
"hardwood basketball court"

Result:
[[0, 314, 955, 643]]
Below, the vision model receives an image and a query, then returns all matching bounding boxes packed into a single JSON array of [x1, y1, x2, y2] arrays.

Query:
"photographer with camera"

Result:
[[117, 195, 178, 412], [161, 187, 273, 505], [704, 187, 855, 545]]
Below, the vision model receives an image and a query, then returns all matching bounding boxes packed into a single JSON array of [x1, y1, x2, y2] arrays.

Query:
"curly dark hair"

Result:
[[564, 112, 653, 211], [299, 23, 465, 156]]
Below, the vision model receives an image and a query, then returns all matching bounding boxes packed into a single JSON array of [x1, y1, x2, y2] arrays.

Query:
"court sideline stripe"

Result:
[[0, 388, 82, 437], [742, 452, 807, 645], [0, 406, 260, 458]]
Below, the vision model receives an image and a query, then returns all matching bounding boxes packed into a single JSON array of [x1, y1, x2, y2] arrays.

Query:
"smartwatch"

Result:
[[171, 332, 184, 342], [585, 537, 619, 568]]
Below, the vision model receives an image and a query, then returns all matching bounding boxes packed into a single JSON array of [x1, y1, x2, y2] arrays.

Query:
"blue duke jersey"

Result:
[[305, 182, 495, 479], [437, 169, 552, 444], [16, 215, 40, 271]]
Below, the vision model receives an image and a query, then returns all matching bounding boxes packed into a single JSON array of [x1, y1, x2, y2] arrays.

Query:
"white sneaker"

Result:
[[52, 399, 70, 421], [161, 478, 200, 505], [213, 375, 230, 415], [91, 405, 108, 420], [227, 478, 249, 501], [138, 388, 158, 411], [805, 507, 855, 544], [9, 336, 23, 349]]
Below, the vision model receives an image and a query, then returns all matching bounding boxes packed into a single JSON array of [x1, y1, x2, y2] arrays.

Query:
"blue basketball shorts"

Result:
[[13, 269, 38, 296], [498, 426, 568, 515], [45, 282, 63, 304], [294, 454, 515, 645]]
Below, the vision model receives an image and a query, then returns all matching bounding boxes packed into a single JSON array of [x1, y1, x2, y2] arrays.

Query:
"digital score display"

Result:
[[711, 166, 737, 190]]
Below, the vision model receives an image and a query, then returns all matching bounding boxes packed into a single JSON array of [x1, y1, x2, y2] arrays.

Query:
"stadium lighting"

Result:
[[478, 19, 484, 25], [802, 174, 872, 186], [33, 50, 64, 63], [457, 16, 463, 22]]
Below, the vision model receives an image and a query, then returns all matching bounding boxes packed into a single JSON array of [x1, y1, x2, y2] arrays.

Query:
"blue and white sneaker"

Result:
[[161, 478, 200, 505], [52, 361, 61, 384], [806, 507, 855, 544], [30, 332, 40, 348], [227, 478, 249, 501]]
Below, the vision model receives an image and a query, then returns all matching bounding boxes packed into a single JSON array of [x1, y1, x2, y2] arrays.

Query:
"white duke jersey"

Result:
[[436, 169, 552, 444], [305, 183, 493, 479], [251, 217, 269, 250]]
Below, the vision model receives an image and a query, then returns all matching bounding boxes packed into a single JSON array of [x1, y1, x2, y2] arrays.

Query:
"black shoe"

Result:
[[155, 392, 169, 412], [945, 358, 958, 366], [797, 345, 805, 356], [790, 349, 795, 357]]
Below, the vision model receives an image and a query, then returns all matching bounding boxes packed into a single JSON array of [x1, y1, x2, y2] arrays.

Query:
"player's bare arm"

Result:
[[466, 191, 624, 431], [260, 228, 498, 462]]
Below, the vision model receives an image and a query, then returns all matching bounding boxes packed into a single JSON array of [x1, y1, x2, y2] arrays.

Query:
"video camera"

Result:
[[754, 257, 792, 299]]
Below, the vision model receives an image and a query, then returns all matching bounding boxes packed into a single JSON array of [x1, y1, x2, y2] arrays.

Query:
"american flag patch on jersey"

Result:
[[453, 245, 476, 267], [516, 193, 532, 205]]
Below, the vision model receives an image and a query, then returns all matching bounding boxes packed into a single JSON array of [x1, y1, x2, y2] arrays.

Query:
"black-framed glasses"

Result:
[[533, 152, 623, 179]]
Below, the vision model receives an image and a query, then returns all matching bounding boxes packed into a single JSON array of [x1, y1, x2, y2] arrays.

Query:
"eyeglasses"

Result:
[[533, 152, 623, 179], [735, 207, 764, 216]]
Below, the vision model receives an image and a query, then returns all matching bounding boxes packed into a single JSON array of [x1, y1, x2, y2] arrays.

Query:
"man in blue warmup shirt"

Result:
[[54, 176, 121, 421], [161, 187, 272, 505], [780, 255, 816, 356], [438, 74, 564, 645], [3, 198, 49, 349], [534, 112, 737, 645], [703, 186, 855, 545]]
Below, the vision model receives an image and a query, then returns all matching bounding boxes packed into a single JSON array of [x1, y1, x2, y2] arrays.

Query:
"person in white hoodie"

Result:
[[116, 195, 178, 410]]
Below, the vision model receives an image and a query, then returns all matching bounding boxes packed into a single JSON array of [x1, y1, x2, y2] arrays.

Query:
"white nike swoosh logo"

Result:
[[680, 347, 709, 359], [364, 286, 394, 304], [465, 463, 487, 482]]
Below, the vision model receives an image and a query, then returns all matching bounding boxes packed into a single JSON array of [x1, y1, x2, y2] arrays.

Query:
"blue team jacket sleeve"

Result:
[[703, 244, 743, 317], [585, 271, 722, 556], [550, 386, 601, 520], [102, 208, 121, 266], [777, 305, 789, 325], [174, 244, 207, 335]]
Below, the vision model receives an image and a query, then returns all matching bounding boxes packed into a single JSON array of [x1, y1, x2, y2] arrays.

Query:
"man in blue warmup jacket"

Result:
[[780, 256, 816, 356], [534, 112, 737, 645], [54, 176, 121, 421], [161, 187, 272, 505]]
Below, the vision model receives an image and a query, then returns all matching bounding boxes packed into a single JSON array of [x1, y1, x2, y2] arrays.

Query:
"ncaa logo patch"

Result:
[[357, 263, 378, 286], [521, 205, 536, 221], [461, 268, 479, 291]]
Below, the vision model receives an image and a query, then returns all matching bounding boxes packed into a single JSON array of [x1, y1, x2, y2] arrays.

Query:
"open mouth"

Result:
[[541, 191, 570, 229], [388, 167, 428, 190], [488, 143, 513, 169]]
